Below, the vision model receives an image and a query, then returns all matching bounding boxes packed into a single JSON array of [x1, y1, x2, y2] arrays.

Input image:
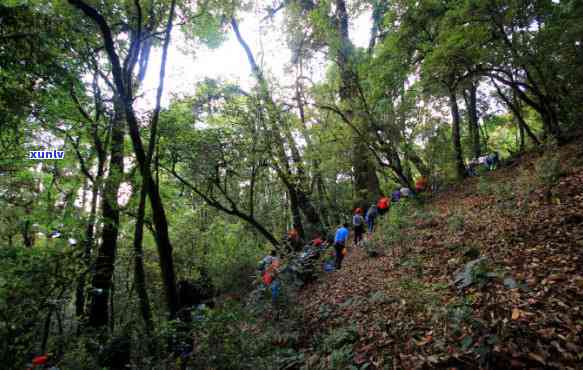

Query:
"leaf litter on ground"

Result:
[[295, 140, 583, 369]]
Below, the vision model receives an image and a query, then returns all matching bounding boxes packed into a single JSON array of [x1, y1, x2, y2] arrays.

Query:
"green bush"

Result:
[[371, 200, 416, 251], [309, 325, 359, 368], [321, 325, 359, 353], [0, 243, 78, 368], [181, 303, 276, 369]]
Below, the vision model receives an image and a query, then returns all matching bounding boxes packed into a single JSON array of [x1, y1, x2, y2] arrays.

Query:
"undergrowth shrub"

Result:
[[317, 325, 359, 369], [321, 325, 358, 352], [447, 211, 465, 232], [446, 296, 499, 368], [205, 220, 265, 294], [371, 199, 416, 253], [514, 171, 534, 216], [399, 255, 424, 278], [0, 243, 78, 369], [493, 181, 514, 200], [413, 207, 437, 226], [179, 301, 303, 370]]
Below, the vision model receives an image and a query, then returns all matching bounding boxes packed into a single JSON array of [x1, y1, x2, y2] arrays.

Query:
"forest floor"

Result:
[[294, 140, 583, 369]]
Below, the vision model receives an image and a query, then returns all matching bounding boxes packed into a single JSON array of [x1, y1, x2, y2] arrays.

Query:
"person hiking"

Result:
[[333, 223, 350, 270], [486, 152, 499, 171], [352, 208, 365, 245], [415, 176, 428, 193], [400, 186, 412, 197], [377, 196, 390, 216], [391, 189, 401, 203], [366, 204, 378, 234], [259, 250, 278, 273], [311, 234, 323, 247], [285, 228, 303, 252], [260, 251, 281, 305]]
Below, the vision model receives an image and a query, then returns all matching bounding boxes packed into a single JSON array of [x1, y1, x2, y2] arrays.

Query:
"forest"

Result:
[[0, 0, 582, 369]]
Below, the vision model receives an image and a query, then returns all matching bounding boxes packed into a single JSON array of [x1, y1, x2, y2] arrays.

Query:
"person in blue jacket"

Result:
[[334, 223, 350, 269]]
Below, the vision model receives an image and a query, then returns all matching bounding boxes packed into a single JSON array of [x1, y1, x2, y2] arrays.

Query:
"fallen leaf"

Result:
[[528, 352, 546, 365]]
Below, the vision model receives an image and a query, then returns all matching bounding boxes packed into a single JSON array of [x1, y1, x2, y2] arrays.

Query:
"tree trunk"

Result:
[[336, 0, 380, 205], [132, 184, 154, 334], [405, 148, 429, 180], [464, 83, 481, 158], [296, 74, 331, 230], [129, 0, 177, 333], [449, 91, 466, 180], [68, 0, 180, 320], [75, 175, 100, 321], [287, 187, 304, 242], [21, 219, 34, 247], [518, 121, 525, 150], [88, 100, 124, 328]]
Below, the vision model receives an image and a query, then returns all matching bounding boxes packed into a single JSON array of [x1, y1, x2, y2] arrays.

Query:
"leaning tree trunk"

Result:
[[88, 100, 124, 329], [449, 90, 466, 180]]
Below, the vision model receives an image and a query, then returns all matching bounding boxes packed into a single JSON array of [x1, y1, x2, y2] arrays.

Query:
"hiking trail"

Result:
[[292, 140, 583, 369]]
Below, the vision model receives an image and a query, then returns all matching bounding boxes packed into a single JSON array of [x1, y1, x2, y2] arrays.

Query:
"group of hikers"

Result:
[[333, 185, 418, 270], [467, 152, 499, 176], [257, 176, 431, 304], [257, 151, 500, 306]]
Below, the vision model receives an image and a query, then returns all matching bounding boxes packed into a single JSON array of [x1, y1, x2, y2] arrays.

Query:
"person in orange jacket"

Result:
[[377, 196, 390, 216], [415, 176, 428, 193]]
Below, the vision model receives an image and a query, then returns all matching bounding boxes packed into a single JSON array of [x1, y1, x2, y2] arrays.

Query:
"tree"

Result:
[[159, 81, 281, 247], [67, 0, 181, 320], [231, 17, 325, 239]]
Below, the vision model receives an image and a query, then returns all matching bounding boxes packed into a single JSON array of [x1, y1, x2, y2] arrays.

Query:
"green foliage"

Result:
[[170, 302, 305, 370], [469, 259, 495, 290], [371, 199, 415, 251], [318, 324, 359, 368], [58, 334, 102, 369], [204, 219, 264, 293], [446, 297, 498, 368], [0, 243, 79, 367], [447, 211, 465, 232], [180, 6, 228, 50]]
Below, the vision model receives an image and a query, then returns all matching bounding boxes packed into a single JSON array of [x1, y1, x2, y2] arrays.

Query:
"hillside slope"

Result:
[[296, 141, 583, 369]]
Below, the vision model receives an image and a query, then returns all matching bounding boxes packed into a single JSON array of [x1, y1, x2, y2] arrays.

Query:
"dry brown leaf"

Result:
[[528, 352, 546, 364]]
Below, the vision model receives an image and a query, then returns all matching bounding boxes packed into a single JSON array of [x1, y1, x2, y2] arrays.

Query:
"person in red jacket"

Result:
[[415, 176, 428, 193], [377, 196, 390, 216]]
